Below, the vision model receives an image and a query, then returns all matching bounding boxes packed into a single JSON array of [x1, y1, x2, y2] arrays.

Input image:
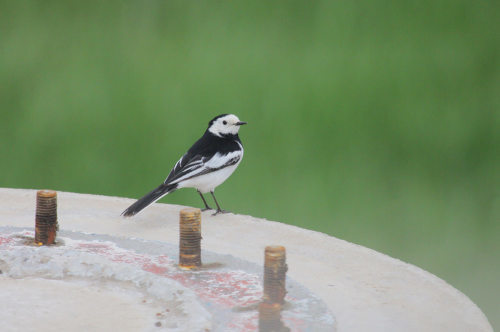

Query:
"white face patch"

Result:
[[208, 114, 243, 137]]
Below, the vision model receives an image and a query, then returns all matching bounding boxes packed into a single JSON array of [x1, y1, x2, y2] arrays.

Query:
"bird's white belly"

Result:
[[178, 162, 240, 193]]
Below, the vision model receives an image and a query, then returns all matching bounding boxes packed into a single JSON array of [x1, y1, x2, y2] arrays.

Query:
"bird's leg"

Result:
[[210, 191, 229, 215], [198, 190, 212, 211]]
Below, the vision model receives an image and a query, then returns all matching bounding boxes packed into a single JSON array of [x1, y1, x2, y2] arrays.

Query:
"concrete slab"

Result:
[[0, 227, 333, 331], [0, 277, 164, 332], [0, 188, 493, 331]]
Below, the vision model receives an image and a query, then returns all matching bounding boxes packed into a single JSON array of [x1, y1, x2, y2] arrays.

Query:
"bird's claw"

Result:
[[212, 209, 230, 216]]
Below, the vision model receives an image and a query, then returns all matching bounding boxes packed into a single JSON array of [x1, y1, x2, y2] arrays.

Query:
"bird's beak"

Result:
[[236, 121, 247, 126]]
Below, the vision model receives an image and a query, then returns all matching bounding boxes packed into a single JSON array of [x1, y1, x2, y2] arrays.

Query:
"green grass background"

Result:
[[1, 1, 498, 327]]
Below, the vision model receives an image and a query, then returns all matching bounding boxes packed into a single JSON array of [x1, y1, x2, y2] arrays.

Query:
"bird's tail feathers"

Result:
[[122, 183, 177, 217]]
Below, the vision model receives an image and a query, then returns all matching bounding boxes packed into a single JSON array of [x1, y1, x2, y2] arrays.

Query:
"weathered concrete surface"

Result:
[[0, 188, 493, 332], [0, 277, 161, 332]]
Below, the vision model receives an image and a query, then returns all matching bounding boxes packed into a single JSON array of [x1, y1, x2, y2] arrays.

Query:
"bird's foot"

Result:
[[201, 207, 213, 212], [212, 209, 230, 216]]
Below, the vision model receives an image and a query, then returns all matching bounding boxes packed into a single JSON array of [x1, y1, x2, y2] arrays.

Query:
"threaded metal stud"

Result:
[[178, 208, 202, 269], [35, 190, 58, 245], [259, 245, 289, 331], [263, 245, 288, 304]]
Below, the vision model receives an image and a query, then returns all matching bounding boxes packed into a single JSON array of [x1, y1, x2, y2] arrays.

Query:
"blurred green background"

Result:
[[1, 1, 498, 328]]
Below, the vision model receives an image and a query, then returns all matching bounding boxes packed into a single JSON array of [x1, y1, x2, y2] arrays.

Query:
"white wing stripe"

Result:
[[170, 166, 206, 184], [183, 160, 203, 171], [170, 151, 242, 185], [205, 151, 241, 168]]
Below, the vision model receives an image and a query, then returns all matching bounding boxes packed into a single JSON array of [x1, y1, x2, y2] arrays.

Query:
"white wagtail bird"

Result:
[[122, 114, 246, 217]]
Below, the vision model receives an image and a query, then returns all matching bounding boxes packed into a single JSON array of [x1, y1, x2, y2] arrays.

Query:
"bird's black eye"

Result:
[[223, 120, 227, 125]]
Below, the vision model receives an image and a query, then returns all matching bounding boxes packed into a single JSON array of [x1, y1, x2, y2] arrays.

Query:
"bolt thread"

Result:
[[263, 245, 288, 304], [179, 208, 202, 269], [35, 190, 58, 245]]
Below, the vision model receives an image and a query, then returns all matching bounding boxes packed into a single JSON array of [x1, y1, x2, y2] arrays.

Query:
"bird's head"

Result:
[[208, 114, 247, 137]]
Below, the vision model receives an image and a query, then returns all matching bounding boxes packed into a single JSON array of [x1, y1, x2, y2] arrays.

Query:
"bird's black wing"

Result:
[[164, 151, 242, 185], [164, 152, 207, 185], [163, 130, 242, 185]]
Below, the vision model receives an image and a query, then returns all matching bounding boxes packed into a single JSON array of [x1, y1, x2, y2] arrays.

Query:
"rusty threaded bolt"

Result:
[[263, 245, 288, 305], [178, 208, 202, 269], [35, 190, 58, 245], [258, 302, 290, 332]]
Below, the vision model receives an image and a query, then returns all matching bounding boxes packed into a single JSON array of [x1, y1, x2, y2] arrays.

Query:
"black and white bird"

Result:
[[122, 114, 246, 217]]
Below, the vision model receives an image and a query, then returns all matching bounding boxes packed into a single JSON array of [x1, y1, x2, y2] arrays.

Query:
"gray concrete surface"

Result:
[[0, 226, 333, 331], [0, 188, 493, 331]]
